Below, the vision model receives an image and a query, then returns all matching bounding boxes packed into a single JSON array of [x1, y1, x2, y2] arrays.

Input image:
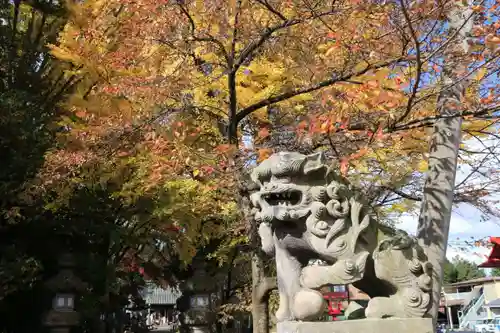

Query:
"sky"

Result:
[[397, 138, 500, 265], [397, 208, 498, 264]]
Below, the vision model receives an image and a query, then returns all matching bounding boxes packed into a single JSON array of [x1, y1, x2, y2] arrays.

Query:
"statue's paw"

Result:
[[275, 294, 291, 322], [292, 289, 325, 321], [365, 297, 395, 318], [275, 305, 291, 322], [258, 223, 275, 255], [300, 265, 326, 289]]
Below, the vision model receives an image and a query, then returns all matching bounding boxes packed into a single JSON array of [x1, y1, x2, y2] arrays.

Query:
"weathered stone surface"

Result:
[[43, 310, 80, 327], [277, 318, 434, 333], [251, 152, 433, 322]]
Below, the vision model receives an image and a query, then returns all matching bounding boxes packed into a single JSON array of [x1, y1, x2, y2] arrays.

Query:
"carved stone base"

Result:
[[276, 318, 433, 333], [43, 310, 80, 327]]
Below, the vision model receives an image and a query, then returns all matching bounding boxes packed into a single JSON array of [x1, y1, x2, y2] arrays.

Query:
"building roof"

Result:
[[447, 276, 500, 288], [445, 299, 465, 307], [486, 298, 500, 308], [144, 285, 182, 305]]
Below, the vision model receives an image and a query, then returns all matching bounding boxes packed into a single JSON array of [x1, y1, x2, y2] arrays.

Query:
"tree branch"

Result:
[[230, 0, 243, 62], [392, 104, 500, 132], [255, 276, 277, 301], [232, 9, 337, 71], [177, 3, 230, 65], [394, 0, 423, 125], [255, 0, 287, 20], [236, 57, 407, 123], [380, 186, 422, 201]]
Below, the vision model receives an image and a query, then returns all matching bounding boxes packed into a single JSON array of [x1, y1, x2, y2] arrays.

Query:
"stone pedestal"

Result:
[[277, 318, 434, 333], [190, 325, 210, 333]]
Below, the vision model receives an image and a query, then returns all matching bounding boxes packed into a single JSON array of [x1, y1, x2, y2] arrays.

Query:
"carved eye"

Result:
[[316, 221, 329, 230]]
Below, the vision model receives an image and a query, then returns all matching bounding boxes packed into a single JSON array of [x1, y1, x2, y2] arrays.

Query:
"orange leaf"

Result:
[[340, 158, 349, 176], [349, 147, 369, 160], [298, 120, 308, 130], [258, 127, 270, 139], [320, 122, 330, 133], [487, 35, 500, 44], [257, 148, 273, 162], [216, 144, 232, 152], [339, 117, 350, 130], [117, 150, 130, 157], [480, 95, 494, 104], [75, 110, 86, 118]]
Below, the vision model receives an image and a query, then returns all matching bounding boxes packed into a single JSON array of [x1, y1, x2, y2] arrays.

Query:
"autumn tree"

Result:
[[0, 0, 95, 331], [0, 0, 74, 301], [0, 2, 239, 332], [49, 0, 500, 330]]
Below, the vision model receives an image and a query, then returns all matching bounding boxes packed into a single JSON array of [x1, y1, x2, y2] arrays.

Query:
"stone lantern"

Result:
[[177, 260, 216, 333], [43, 253, 87, 333]]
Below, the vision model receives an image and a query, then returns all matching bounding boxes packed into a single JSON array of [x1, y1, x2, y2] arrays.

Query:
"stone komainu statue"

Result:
[[250, 152, 433, 321]]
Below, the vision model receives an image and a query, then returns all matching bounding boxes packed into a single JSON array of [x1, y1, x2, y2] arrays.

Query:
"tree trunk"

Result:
[[237, 172, 277, 333], [416, 75, 463, 324], [251, 252, 277, 333], [251, 253, 271, 333], [416, 1, 474, 325]]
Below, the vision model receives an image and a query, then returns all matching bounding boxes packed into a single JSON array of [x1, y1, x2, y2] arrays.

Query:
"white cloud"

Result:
[[397, 210, 499, 263]]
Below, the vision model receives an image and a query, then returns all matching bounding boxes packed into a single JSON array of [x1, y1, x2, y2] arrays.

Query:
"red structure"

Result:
[[478, 237, 500, 268], [323, 288, 349, 320]]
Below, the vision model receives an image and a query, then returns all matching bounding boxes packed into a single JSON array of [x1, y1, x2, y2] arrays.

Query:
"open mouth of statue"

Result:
[[263, 191, 302, 207]]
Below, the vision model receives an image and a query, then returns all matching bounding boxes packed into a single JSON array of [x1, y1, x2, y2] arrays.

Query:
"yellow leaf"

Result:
[[475, 68, 487, 81], [193, 169, 200, 177], [49, 45, 80, 64], [417, 160, 428, 172], [325, 46, 337, 56]]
